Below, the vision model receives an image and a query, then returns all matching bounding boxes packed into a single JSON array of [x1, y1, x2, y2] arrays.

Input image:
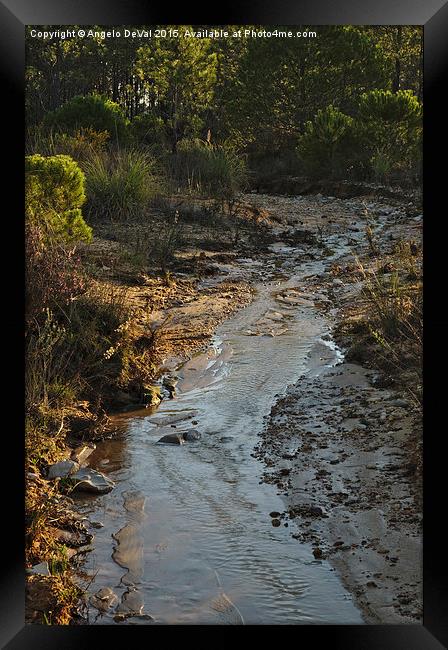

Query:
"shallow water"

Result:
[[75, 203, 376, 625]]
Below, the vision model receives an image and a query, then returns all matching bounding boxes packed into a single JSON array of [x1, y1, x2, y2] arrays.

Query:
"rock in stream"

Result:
[[69, 468, 115, 494]]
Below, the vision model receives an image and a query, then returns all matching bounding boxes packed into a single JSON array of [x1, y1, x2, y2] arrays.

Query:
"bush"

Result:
[[25, 154, 92, 244], [26, 125, 110, 162], [356, 90, 422, 181], [370, 150, 393, 183], [358, 89, 421, 125], [166, 138, 247, 200], [26, 283, 134, 416], [26, 308, 77, 413], [25, 223, 86, 328], [297, 106, 355, 179], [355, 243, 422, 404], [148, 213, 184, 274], [50, 128, 110, 162], [44, 95, 129, 142], [83, 149, 162, 221]]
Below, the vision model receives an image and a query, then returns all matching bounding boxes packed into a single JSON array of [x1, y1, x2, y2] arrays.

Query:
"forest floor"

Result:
[[26, 185, 422, 625]]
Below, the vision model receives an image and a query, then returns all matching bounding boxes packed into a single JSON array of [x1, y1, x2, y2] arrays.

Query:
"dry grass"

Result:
[[26, 573, 84, 625], [341, 238, 422, 406]]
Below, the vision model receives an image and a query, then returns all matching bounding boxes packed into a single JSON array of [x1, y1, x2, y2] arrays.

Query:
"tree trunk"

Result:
[[392, 26, 402, 93]]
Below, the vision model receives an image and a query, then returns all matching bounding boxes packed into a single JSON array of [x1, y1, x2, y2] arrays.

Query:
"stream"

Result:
[[74, 196, 387, 625]]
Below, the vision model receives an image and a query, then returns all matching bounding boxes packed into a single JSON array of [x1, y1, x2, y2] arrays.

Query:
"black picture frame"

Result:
[[2, 1, 447, 647]]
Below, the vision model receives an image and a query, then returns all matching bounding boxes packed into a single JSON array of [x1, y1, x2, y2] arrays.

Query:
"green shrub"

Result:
[[297, 106, 355, 178], [83, 149, 161, 221], [166, 138, 247, 200], [25, 154, 92, 244], [44, 95, 129, 142], [356, 90, 422, 180], [358, 89, 422, 125]]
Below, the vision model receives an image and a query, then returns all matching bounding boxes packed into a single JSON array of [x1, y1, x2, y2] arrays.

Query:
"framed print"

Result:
[[1, 0, 447, 647]]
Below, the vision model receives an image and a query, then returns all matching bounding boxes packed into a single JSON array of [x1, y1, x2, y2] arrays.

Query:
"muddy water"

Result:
[[76, 204, 374, 625]]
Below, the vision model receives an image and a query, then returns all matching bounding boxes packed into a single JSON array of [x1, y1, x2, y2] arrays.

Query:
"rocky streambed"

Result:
[[65, 191, 421, 625]]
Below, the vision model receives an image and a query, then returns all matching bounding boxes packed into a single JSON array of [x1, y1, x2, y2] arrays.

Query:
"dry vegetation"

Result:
[[335, 234, 422, 403]]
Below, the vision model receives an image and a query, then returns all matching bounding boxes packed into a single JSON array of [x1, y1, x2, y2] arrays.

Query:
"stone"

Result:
[[90, 587, 118, 612], [313, 547, 323, 559], [70, 444, 96, 465], [69, 468, 115, 494], [54, 528, 93, 548], [115, 588, 144, 617], [182, 429, 201, 442], [157, 433, 184, 445], [27, 562, 50, 576], [47, 460, 79, 480]]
